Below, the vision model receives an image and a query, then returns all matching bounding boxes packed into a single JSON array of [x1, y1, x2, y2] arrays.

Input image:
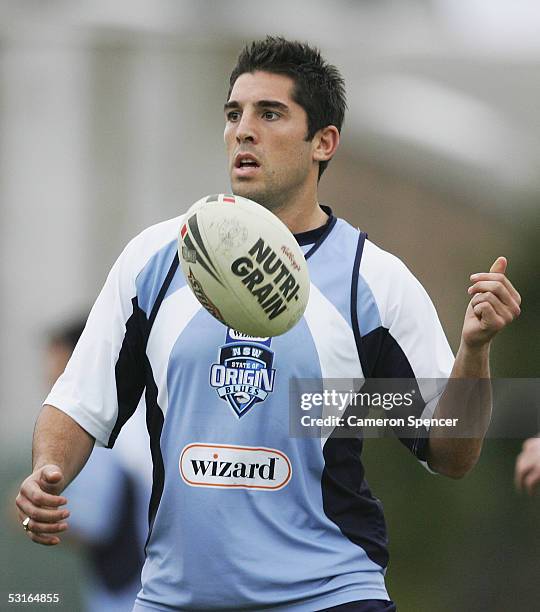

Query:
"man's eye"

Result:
[[263, 111, 279, 120], [227, 111, 240, 122]]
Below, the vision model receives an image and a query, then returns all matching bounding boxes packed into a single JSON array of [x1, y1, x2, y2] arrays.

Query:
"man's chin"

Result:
[[230, 181, 281, 211], [231, 183, 263, 205]]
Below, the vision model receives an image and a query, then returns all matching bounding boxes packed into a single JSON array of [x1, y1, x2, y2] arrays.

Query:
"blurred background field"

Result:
[[0, 1, 539, 610]]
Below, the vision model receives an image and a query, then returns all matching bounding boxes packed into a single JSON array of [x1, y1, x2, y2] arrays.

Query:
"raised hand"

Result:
[[462, 256, 521, 349]]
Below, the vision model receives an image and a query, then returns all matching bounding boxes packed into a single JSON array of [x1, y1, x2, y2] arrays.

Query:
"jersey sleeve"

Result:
[[359, 240, 455, 464], [44, 236, 147, 448]]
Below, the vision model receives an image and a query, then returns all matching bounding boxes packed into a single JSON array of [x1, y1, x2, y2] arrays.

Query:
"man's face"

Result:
[[224, 71, 316, 211]]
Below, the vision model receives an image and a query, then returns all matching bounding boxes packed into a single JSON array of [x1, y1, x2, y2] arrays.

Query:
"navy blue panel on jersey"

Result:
[[322, 435, 389, 568], [136, 239, 179, 317], [319, 600, 396, 611], [359, 327, 429, 460], [143, 353, 165, 552], [351, 231, 370, 377], [108, 296, 146, 448]]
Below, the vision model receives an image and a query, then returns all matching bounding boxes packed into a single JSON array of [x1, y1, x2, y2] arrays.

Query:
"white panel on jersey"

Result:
[[360, 239, 454, 402], [146, 285, 202, 417], [303, 283, 364, 447], [360, 239, 455, 472], [44, 215, 186, 447]]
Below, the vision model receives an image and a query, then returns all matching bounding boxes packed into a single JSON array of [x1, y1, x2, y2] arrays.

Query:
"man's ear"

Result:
[[312, 126, 340, 163]]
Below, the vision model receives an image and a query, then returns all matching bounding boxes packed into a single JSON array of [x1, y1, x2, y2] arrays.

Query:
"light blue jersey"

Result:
[[46, 206, 453, 611]]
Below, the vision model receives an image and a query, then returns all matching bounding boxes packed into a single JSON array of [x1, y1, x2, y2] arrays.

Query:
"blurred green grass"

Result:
[[363, 438, 540, 612], [0, 457, 83, 611]]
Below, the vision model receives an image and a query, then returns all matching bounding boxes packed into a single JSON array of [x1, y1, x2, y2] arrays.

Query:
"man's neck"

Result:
[[271, 179, 329, 233], [276, 202, 329, 234]]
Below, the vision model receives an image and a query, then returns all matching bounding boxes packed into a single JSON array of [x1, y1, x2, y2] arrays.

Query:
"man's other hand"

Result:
[[515, 437, 540, 496], [15, 465, 70, 545]]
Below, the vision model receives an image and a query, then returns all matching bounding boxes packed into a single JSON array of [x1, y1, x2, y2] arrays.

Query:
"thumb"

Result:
[[489, 256, 507, 274], [40, 464, 64, 486]]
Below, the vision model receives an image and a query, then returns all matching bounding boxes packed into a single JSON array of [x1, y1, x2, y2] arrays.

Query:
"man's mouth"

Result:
[[233, 154, 261, 177]]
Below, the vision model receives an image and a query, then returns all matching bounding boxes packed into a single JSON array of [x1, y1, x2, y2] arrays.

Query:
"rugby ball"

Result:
[[178, 193, 310, 336]]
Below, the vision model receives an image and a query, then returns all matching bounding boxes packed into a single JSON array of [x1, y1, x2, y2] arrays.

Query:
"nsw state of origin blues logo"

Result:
[[209, 329, 276, 417]]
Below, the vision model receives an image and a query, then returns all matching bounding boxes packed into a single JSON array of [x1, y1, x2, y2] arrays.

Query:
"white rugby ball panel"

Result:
[[194, 203, 268, 335], [178, 194, 309, 336], [180, 202, 262, 333], [198, 203, 306, 336]]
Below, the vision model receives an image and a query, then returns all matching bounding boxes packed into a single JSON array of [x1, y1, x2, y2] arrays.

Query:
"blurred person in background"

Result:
[[15, 37, 522, 611], [45, 319, 151, 612], [515, 436, 540, 495]]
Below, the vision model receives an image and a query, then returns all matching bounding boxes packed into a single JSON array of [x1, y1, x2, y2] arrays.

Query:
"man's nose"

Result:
[[236, 113, 258, 144]]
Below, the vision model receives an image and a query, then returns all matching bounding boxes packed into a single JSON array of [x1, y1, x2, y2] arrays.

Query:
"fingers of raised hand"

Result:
[[468, 281, 521, 319], [470, 293, 515, 327], [469, 273, 522, 306]]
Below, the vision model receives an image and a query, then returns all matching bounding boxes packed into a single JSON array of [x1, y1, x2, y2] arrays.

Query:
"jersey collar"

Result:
[[293, 205, 336, 260]]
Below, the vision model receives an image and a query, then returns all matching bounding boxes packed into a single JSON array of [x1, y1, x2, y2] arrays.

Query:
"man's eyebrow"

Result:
[[224, 100, 240, 112], [223, 100, 290, 112], [255, 100, 289, 112]]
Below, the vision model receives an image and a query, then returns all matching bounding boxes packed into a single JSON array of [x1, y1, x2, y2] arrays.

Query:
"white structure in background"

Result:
[[1, 0, 539, 450]]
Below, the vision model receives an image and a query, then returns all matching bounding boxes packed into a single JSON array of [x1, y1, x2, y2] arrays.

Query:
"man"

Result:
[[515, 437, 540, 495], [16, 37, 521, 611]]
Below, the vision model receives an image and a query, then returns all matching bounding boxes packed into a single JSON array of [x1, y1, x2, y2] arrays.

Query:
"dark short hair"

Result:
[[228, 36, 347, 178]]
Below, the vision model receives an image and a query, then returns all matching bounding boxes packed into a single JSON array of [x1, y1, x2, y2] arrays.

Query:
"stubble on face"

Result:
[[232, 163, 306, 212]]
